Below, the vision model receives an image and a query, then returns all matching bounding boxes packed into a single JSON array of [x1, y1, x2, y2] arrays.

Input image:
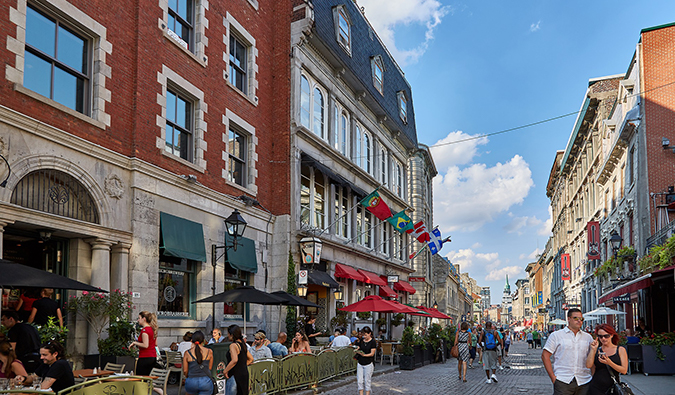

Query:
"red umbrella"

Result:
[[341, 295, 414, 313], [390, 301, 429, 315], [417, 306, 452, 320]]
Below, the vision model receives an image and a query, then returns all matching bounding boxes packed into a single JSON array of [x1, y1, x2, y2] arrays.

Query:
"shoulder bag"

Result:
[[191, 350, 218, 395], [604, 358, 634, 395]]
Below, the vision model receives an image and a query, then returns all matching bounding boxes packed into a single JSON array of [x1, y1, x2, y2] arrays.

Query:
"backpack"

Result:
[[484, 330, 497, 350]]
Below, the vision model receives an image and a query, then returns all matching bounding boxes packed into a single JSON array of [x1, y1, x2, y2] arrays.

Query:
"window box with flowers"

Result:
[[66, 290, 136, 369], [640, 332, 675, 375]]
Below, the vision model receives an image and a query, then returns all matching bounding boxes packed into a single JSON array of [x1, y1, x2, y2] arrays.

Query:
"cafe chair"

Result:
[[150, 367, 170, 395], [627, 344, 643, 374], [380, 343, 396, 366], [103, 362, 125, 374], [164, 351, 184, 395]]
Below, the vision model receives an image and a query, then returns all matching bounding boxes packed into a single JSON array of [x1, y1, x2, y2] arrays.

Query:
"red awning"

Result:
[[393, 280, 417, 294], [334, 263, 367, 282], [598, 274, 653, 304], [378, 284, 397, 298], [357, 269, 387, 286]]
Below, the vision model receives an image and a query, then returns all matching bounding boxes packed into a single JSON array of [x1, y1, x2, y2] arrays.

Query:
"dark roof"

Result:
[[312, 0, 418, 148], [640, 21, 675, 34]]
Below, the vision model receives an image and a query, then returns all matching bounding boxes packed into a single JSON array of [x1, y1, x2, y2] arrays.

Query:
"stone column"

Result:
[[111, 243, 131, 292], [86, 239, 113, 354], [0, 221, 7, 258]]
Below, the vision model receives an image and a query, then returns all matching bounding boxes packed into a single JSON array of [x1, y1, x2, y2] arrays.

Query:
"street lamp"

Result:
[[545, 298, 551, 329], [298, 284, 308, 297], [433, 300, 438, 309], [211, 209, 248, 330], [333, 287, 343, 301], [609, 231, 623, 258]]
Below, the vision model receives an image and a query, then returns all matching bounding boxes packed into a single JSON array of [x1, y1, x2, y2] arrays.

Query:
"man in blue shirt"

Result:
[[267, 332, 288, 357]]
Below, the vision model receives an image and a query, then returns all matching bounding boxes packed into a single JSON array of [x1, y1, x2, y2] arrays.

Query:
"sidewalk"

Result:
[[622, 373, 675, 395]]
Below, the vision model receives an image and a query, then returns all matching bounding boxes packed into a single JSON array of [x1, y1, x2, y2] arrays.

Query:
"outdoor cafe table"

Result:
[[72, 369, 114, 379]]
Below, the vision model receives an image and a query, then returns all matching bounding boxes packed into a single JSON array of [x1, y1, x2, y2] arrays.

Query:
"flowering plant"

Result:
[[65, 289, 134, 354], [639, 331, 675, 361]]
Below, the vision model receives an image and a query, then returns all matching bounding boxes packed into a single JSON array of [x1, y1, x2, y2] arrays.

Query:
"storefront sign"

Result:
[[561, 254, 571, 281], [587, 221, 601, 260], [562, 303, 569, 310], [299, 237, 322, 265], [612, 293, 630, 304], [387, 275, 399, 283], [408, 277, 426, 282]]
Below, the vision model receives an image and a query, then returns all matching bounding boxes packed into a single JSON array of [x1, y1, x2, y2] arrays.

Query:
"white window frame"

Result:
[[393, 160, 404, 198], [334, 102, 350, 157], [300, 165, 327, 230], [334, 185, 351, 239], [356, 205, 373, 248], [371, 55, 385, 95], [300, 72, 327, 140], [379, 143, 389, 187], [397, 91, 408, 123], [156, 65, 207, 172], [222, 109, 258, 194], [354, 123, 372, 174], [6, 0, 112, 128], [224, 12, 258, 104], [333, 5, 351, 55], [158, 0, 208, 66], [380, 220, 390, 255]]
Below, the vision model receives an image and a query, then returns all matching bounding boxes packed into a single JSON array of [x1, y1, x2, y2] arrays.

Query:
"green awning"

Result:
[[226, 235, 258, 273], [160, 212, 207, 261]]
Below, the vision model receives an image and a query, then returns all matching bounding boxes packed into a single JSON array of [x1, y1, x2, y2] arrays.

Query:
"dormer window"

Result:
[[371, 56, 384, 94], [397, 91, 407, 123], [334, 5, 351, 54]]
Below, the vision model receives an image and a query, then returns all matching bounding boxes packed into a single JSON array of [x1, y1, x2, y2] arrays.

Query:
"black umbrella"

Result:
[[271, 291, 321, 308], [193, 286, 286, 335], [0, 258, 107, 292]]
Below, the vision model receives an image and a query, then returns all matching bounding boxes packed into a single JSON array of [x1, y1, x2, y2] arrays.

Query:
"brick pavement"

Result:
[[319, 340, 552, 394]]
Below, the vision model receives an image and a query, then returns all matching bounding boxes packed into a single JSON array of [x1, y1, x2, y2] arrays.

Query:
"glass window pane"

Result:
[[158, 266, 190, 317], [57, 25, 87, 73], [176, 95, 188, 128], [166, 125, 175, 153], [179, 130, 189, 160], [168, 0, 178, 13], [300, 76, 310, 128], [166, 91, 176, 123], [26, 7, 55, 57], [24, 51, 52, 99], [53, 66, 83, 112], [168, 14, 176, 32], [178, 0, 192, 23], [230, 158, 244, 185], [313, 88, 323, 137]]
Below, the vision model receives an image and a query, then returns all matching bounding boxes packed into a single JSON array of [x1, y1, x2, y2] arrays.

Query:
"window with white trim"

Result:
[[356, 205, 373, 248], [334, 103, 350, 157], [300, 73, 327, 140], [371, 55, 384, 95], [334, 185, 351, 239], [398, 91, 407, 123], [222, 109, 258, 193], [224, 13, 258, 102], [379, 143, 389, 186], [165, 87, 193, 161], [167, 0, 193, 50], [229, 34, 247, 94], [380, 221, 390, 255], [333, 5, 351, 54], [394, 231, 405, 261], [393, 160, 403, 198], [159, 0, 207, 63], [227, 126, 247, 186], [354, 124, 372, 175], [300, 164, 326, 229]]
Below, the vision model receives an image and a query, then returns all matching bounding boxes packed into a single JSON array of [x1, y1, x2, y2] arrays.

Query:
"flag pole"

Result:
[[316, 203, 360, 237], [370, 229, 399, 252]]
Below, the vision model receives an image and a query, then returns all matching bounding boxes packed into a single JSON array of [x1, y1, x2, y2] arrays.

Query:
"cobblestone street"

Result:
[[321, 340, 551, 394]]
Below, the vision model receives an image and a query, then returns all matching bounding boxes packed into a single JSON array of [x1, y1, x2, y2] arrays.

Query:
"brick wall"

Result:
[[0, 0, 291, 215]]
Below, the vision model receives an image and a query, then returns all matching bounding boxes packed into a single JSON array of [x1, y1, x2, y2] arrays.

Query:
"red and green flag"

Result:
[[386, 210, 413, 233], [360, 190, 392, 221]]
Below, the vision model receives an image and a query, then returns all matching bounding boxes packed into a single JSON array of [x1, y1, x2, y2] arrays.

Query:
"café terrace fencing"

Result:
[[0, 376, 154, 395], [210, 344, 357, 395]]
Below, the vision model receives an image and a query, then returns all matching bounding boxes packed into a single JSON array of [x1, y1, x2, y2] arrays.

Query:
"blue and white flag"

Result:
[[427, 228, 443, 255]]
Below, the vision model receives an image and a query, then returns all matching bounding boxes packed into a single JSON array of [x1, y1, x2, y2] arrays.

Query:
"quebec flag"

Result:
[[427, 228, 444, 255]]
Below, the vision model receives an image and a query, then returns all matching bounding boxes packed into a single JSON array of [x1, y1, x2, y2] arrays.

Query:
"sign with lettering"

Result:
[[613, 293, 630, 304], [387, 275, 399, 283], [408, 277, 426, 282]]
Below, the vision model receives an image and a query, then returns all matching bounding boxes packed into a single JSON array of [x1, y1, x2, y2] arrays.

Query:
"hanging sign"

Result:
[[561, 254, 571, 281], [408, 277, 426, 282], [613, 294, 630, 304], [298, 270, 308, 285], [387, 275, 399, 283], [587, 221, 601, 260]]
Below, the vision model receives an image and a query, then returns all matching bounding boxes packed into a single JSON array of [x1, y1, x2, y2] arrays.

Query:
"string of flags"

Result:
[[361, 189, 450, 256]]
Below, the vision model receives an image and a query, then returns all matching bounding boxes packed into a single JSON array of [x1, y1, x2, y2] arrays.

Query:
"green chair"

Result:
[[164, 351, 184, 395], [149, 368, 170, 395], [103, 362, 125, 374]]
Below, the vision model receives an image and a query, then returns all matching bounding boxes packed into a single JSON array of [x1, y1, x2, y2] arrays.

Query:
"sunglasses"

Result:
[[570, 317, 584, 322], [597, 334, 611, 339]]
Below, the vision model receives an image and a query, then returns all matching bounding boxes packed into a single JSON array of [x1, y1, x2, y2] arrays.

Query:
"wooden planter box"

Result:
[[642, 345, 675, 375], [399, 355, 415, 370], [413, 345, 424, 368]]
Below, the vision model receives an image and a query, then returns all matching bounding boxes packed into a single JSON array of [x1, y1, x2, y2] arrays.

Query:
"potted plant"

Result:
[[66, 289, 134, 368], [356, 311, 371, 321], [330, 310, 349, 332], [96, 318, 138, 371], [391, 313, 404, 327], [399, 326, 416, 370], [34, 316, 69, 347], [640, 331, 675, 374], [376, 317, 387, 331], [426, 324, 443, 363]]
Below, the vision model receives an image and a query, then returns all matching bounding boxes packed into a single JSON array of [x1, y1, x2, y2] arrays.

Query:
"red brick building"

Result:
[[0, 0, 291, 356]]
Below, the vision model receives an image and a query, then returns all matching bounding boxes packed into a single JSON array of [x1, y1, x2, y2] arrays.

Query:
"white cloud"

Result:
[[519, 248, 543, 261], [538, 206, 553, 236], [471, 242, 482, 249], [530, 20, 541, 32], [429, 131, 489, 170], [446, 249, 501, 270], [359, 0, 451, 66], [485, 266, 524, 281], [504, 215, 542, 234], [433, 155, 534, 233]]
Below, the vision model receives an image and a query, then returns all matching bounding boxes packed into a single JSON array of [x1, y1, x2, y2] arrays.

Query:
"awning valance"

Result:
[[225, 235, 258, 273], [393, 280, 416, 294], [160, 212, 207, 261], [598, 274, 652, 304], [308, 270, 339, 288], [357, 269, 387, 286], [301, 153, 367, 198], [335, 263, 367, 282], [378, 283, 397, 298]]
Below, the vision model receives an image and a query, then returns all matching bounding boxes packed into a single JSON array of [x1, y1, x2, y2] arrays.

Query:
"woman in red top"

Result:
[[130, 311, 158, 375]]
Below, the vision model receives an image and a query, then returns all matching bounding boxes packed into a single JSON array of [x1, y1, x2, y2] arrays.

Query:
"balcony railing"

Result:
[[646, 219, 675, 253]]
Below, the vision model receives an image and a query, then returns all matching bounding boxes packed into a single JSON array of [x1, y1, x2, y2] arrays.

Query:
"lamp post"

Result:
[[544, 298, 551, 330], [609, 231, 623, 260], [211, 209, 248, 331]]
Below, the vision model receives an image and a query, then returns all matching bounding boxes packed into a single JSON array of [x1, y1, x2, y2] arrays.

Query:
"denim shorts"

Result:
[[185, 376, 213, 395]]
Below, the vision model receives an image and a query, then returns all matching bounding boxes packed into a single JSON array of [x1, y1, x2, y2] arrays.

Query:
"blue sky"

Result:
[[358, 0, 675, 304]]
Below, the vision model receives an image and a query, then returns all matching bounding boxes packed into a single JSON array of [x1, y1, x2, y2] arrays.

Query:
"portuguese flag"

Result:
[[360, 190, 393, 221]]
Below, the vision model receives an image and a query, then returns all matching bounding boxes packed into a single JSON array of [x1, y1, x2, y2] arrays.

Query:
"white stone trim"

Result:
[[5, 0, 113, 126], [223, 12, 258, 104], [157, 0, 209, 65], [156, 65, 207, 171], [222, 108, 258, 194]]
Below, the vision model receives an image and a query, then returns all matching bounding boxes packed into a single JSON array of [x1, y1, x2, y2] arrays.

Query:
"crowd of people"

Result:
[[453, 321, 511, 384]]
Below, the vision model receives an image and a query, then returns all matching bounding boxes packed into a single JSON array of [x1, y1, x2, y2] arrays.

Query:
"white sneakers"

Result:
[[499, 365, 504, 370], [491, 374, 499, 382], [485, 378, 492, 384]]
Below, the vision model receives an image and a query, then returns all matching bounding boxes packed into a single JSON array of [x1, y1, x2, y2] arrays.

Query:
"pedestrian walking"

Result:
[[478, 321, 503, 384], [541, 308, 593, 395], [585, 324, 628, 395], [504, 330, 511, 357], [527, 331, 534, 348], [454, 322, 470, 382], [129, 311, 158, 376], [533, 330, 541, 349], [468, 329, 478, 368], [354, 326, 376, 395], [475, 325, 484, 366], [183, 331, 214, 395], [223, 324, 253, 395]]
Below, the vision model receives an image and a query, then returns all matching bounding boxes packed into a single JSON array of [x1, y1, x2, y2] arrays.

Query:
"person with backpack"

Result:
[[478, 321, 503, 384]]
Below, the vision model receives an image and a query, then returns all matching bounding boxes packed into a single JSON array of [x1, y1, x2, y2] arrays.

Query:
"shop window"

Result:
[[300, 165, 326, 229], [158, 256, 195, 318]]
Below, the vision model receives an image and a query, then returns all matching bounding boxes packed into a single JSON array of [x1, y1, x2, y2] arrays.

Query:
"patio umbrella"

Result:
[[549, 319, 567, 325], [418, 306, 452, 320], [340, 295, 422, 314], [270, 291, 321, 308], [583, 306, 627, 319], [0, 258, 106, 291], [193, 286, 285, 335]]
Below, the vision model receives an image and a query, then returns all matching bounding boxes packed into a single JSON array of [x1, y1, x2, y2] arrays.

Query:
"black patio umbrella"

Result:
[[270, 291, 321, 308], [0, 258, 107, 292], [193, 286, 286, 335]]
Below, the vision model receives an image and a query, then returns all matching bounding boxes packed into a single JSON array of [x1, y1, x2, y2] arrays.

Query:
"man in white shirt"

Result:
[[330, 328, 351, 348], [541, 308, 593, 395]]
